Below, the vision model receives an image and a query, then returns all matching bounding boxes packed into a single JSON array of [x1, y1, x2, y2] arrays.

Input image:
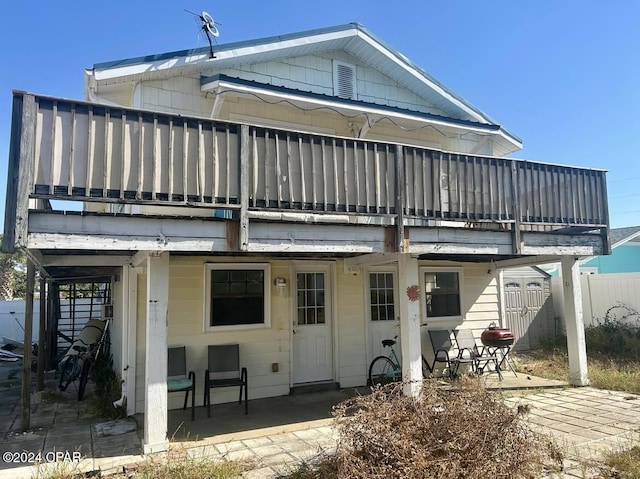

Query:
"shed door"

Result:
[[504, 282, 528, 349], [504, 278, 550, 351]]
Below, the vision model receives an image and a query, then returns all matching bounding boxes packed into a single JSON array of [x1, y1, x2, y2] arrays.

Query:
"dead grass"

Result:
[[35, 448, 247, 479], [282, 376, 562, 479], [121, 450, 246, 479], [598, 444, 640, 479]]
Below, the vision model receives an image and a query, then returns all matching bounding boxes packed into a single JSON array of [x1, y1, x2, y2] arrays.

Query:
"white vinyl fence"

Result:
[[551, 272, 640, 328]]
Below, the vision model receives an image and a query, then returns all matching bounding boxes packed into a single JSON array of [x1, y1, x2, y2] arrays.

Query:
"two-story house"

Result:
[[3, 23, 609, 453]]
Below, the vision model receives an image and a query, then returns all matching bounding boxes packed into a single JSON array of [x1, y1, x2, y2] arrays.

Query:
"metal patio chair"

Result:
[[167, 346, 196, 421], [427, 329, 475, 378], [204, 344, 248, 417], [454, 329, 503, 380]]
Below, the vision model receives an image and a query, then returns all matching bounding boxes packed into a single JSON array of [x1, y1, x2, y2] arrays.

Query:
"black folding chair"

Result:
[[204, 344, 248, 417], [167, 346, 196, 421], [428, 329, 475, 378], [454, 329, 503, 380]]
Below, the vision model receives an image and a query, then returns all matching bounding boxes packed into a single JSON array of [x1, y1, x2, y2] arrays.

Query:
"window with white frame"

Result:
[[369, 272, 395, 321], [421, 268, 463, 320], [204, 264, 271, 330]]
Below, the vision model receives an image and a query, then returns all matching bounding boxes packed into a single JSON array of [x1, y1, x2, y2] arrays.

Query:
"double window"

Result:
[[421, 268, 463, 321], [204, 264, 271, 331]]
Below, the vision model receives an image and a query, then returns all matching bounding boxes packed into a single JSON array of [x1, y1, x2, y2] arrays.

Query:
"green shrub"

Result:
[[91, 353, 126, 419], [586, 304, 640, 359]]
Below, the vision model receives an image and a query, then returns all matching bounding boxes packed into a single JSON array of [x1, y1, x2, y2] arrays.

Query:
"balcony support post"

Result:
[[143, 252, 170, 454], [398, 253, 422, 397], [510, 161, 522, 254], [395, 145, 406, 252], [239, 124, 250, 251], [561, 256, 589, 386]]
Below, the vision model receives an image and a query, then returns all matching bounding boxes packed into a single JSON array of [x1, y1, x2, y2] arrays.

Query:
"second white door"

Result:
[[292, 265, 333, 384]]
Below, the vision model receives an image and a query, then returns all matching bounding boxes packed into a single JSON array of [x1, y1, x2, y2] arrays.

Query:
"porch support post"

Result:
[[398, 253, 422, 397], [143, 252, 170, 454], [21, 259, 35, 431], [125, 266, 139, 416], [560, 256, 589, 386]]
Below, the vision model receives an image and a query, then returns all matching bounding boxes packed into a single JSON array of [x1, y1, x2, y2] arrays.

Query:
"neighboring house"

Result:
[[581, 226, 640, 274], [541, 226, 640, 276], [3, 23, 610, 453], [549, 226, 640, 328]]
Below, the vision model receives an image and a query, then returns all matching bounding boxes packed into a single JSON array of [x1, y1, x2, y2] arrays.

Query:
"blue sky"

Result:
[[1, 1, 638, 228]]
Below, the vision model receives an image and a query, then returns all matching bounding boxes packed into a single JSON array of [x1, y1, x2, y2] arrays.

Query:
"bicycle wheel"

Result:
[[77, 358, 91, 401], [369, 356, 399, 387], [58, 356, 79, 392], [422, 356, 432, 379]]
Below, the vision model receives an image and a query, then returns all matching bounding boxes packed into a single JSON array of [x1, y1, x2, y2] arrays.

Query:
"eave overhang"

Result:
[[201, 74, 522, 154]]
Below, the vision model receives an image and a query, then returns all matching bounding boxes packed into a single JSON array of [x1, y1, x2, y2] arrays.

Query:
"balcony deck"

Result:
[[4, 92, 610, 258]]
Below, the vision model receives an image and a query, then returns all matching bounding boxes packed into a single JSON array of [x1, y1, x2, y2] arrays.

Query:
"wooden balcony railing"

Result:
[[5, 92, 610, 250]]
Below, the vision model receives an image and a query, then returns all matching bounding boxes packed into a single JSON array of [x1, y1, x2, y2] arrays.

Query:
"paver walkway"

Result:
[[2, 356, 639, 479]]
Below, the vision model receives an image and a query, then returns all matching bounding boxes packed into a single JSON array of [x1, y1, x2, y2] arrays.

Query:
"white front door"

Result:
[[366, 269, 401, 365], [292, 265, 333, 384]]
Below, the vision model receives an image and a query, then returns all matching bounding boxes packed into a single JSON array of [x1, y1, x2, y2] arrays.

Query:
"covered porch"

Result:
[[2, 92, 610, 454]]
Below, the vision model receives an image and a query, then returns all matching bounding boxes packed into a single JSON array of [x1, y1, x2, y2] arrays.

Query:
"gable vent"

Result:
[[333, 61, 356, 99]]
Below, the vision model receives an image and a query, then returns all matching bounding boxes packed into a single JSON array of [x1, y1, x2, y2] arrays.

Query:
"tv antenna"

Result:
[[185, 9, 221, 59]]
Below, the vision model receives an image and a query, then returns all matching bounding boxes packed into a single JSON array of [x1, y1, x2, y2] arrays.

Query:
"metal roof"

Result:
[[609, 226, 640, 248], [91, 23, 522, 150]]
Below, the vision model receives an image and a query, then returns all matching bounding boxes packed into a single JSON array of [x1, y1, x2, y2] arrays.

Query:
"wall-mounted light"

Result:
[[273, 277, 288, 297]]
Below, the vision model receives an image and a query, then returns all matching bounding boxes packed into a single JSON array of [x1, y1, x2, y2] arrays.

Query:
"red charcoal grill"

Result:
[[480, 326, 514, 348], [480, 326, 517, 377]]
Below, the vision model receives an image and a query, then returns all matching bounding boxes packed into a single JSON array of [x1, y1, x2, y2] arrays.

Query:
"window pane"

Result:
[[297, 273, 306, 289], [212, 282, 229, 295], [298, 308, 306, 325], [316, 308, 325, 324], [316, 291, 325, 307], [387, 305, 395, 320], [370, 273, 378, 288], [424, 271, 460, 318], [230, 270, 246, 282], [307, 308, 316, 325], [307, 290, 316, 307], [371, 307, 379, 321], [315, 273, 324, 289], [209, 268, 266, 327], [246, 270, 263, 282], [385, 273, 393, 288], [436, 272, 458, 292], [212, 270, 229, 282]]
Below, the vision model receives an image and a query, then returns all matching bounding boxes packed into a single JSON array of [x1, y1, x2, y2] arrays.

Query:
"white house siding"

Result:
[[211, 52, 449, 118], [335, 262, 367, 388], [417, 261, 500, 362], [132, 257, 499, 412], [141, 76, 214, 118]]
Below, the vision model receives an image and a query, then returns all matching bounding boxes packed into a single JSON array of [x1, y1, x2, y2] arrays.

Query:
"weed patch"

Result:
[[284, 377, 562, 479]]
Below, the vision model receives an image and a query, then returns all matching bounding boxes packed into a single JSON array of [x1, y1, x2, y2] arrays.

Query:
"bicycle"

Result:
[[58, 318, 110, 400], [368, 336, 432, 387]]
